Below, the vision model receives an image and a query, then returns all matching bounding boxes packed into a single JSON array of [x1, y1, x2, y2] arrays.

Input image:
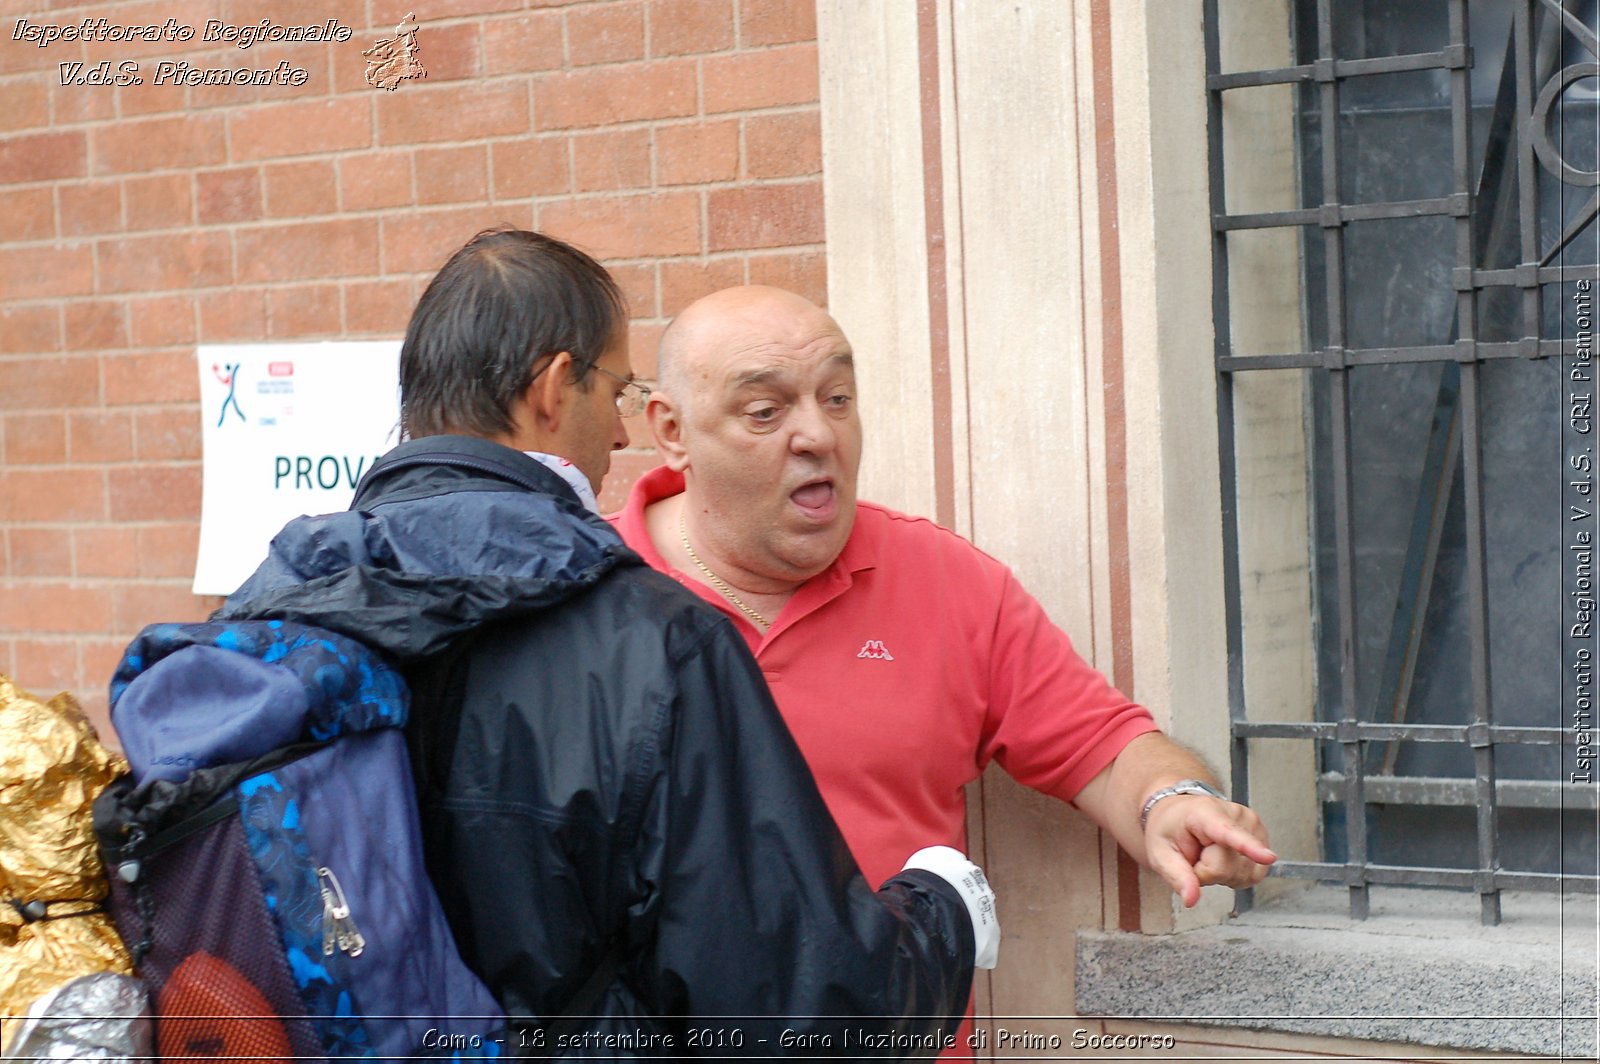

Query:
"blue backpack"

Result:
[[93, 619, 506, 1062]]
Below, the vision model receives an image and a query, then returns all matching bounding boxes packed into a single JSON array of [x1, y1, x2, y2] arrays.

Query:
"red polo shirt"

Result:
[[611, 465, 1157, 888]]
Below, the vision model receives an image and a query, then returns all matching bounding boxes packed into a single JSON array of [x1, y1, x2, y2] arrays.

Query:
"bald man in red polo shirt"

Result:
[[610, 285, 1275, 904]]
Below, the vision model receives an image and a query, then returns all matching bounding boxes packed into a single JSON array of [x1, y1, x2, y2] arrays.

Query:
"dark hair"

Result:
[[399, 227, 626, 439]]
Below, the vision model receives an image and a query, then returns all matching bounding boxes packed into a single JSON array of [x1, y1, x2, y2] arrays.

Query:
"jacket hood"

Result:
[[214, 437, 642, 662]]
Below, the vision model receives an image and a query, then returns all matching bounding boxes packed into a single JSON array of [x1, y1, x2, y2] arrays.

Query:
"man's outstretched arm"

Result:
[[1073, 732, 1276, 908]]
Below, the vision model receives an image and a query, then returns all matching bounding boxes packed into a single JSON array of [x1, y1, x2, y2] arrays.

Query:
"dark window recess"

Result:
[[1206, 0, 1599, 924]]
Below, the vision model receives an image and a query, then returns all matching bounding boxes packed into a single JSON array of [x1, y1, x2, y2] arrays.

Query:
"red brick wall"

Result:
[[0, 0, 825, 735]]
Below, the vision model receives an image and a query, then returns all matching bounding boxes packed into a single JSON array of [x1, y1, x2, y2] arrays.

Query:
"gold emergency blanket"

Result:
[[0, 675, 133, 1051]]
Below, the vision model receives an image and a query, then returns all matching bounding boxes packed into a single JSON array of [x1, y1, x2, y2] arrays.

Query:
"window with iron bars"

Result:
[[1206, 0, 1598, 925]]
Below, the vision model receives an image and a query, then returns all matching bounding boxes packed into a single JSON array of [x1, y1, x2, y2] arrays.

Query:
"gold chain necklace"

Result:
[[679, 509, 771, 628]]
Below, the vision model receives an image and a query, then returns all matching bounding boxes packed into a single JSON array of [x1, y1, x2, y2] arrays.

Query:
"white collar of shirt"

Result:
[[524, 451, 600, 514]]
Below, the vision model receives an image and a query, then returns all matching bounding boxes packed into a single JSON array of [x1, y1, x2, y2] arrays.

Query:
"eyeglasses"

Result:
[[587, 364, 653, 418], [530, 356, 653, 417]]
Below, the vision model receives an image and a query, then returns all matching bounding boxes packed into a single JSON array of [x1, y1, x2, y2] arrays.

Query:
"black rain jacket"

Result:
[[215, 436, 975, 1058]]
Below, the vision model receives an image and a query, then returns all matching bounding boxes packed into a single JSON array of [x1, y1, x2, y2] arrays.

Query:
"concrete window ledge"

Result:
[[1075, 885, 1597, 1058]]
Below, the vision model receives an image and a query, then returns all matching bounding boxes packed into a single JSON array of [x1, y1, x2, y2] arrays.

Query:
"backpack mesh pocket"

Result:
[[104, 801, 326, 1063]]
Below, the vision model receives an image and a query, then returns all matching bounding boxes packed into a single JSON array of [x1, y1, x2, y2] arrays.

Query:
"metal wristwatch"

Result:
[[1139, 779, 1228, 829]]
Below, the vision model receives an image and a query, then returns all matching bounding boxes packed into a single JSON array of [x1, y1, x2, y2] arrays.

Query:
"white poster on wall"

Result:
[[194, 342, 402, 596]]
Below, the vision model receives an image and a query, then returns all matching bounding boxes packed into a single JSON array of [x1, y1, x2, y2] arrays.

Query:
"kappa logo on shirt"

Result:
[[856, 639, 895, 661]]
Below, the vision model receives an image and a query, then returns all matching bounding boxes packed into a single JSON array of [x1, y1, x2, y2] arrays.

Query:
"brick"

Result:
[[235, 218, 378, 283], [0, 77, 49, 133], [748, 249, 826, 307], [382, 207, 510, 275], [97, 232, 231, 293], [573, 128, 651, 192], [3, 413, 67, 465], [2, 22, 80, 74], [707, 181, 822, 250], [224, 0, 360, 31], [744, 109, 820, 178], [338, 151, 414, 211], [0, 469, 106, 523], [73, 527, 139, 579], [123, 172, 193, 231], [267, 283, 342, 339], [111, 582, 211, 633], [0, 305, 62, 355], [7, 640, 78, 694], [372, 0, 522, 22], [128, 296, 197, 348], [92, 114, 225, 175], [79, 692, 114, 746], [377, 83, 529, 146], [118, 77, 190, 118], [656, 119, 737, 185], [409, 20, 481, 82], [534, 59, 695, 129], [0, 186, 55, 241], [184, 72, 250, 115], [134, 408, 202, 461], [740, 0, 816, 46], [623, 407, 653, 450], [135, 523, 201, 579], [51, 79, 117, 124], [227, 97, 372, 162], [415, 145, 489, 205], [196, 167, 263, 224], [648, 0, 733, 56], [702, 42, 817, 112], [625, 320, 665, 379], [190, 40, 329, 104], [539, 190, 700, 260], [82, 639, 132, 693], [344, 279, 414, 335], [184, 34, 318, 104], [10, 527, 71, 576], [0, 243, 93, 299], [488, 204, 541, 241], [322, 36, 401, 98], [65, 300, 129, 351], [568, 2, 645, 66], [609, 263, 656, 319], [79, 0, 221, 62], [58, 180, 123, 238], [0, 584, 112, 636], [0, 131, 87, 183], [596, 449, 659, 514], [330, 37, 377, 97], [660, 255, 745, 315], [197, 289, 267, 342], [179, 66, 256, 113], [105, 351, 202, 405], [108, 465, 201, 522], [482, 11, 564, 76], [490, 137, 568, 199], [264, 159, 338, 218], [68, 411, 135, 463], [0, 356, 98, 410]]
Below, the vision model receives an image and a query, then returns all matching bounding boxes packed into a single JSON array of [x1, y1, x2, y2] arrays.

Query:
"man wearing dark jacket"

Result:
[[216, 228, 995, 1055]]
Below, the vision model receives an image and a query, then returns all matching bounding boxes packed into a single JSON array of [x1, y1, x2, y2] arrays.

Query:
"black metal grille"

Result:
[[1205, 0, 1599, 924]]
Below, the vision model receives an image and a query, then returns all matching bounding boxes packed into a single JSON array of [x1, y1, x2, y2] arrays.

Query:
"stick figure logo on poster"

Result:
[[213, 362, 246, 427], [364, 12, 426, 91]]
